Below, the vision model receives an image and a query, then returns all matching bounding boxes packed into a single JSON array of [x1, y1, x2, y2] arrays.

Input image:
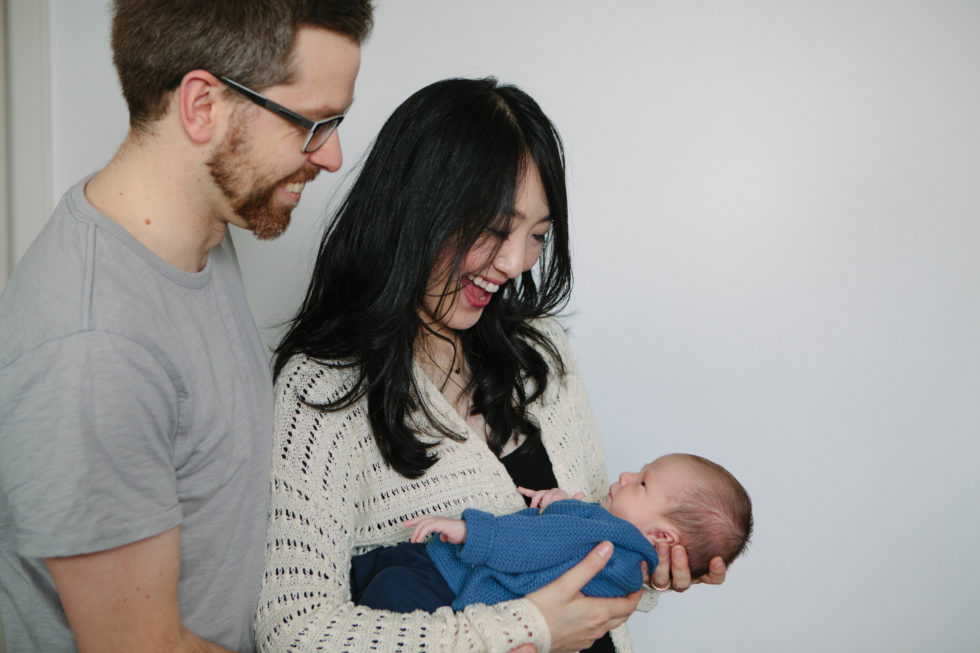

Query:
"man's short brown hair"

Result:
[[111, 0, 373, 131]]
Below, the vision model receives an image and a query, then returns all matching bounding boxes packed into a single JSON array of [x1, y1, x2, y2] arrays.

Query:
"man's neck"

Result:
[[86, 128, 230, 273]]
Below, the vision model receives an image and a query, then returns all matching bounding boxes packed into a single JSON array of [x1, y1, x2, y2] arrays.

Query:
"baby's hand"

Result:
[[517, 487, 585, 510], [404, 515, 468, 544]]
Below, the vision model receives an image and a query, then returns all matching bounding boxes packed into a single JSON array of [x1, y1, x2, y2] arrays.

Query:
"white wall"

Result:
[[28, 1, 980, 651], [4, 0, 51, 284], [1, 0, 7, 292]]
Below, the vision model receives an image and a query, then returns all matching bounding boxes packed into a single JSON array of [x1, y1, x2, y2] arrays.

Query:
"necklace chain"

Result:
[[419, 347, 474, 414]]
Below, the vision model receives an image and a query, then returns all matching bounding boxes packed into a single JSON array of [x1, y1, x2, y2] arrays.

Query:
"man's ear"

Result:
[[177, 70, 224, 144]]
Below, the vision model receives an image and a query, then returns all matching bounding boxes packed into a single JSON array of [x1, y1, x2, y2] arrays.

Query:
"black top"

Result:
[[499, 439, 616, 653], [500, 438, 558, 503]]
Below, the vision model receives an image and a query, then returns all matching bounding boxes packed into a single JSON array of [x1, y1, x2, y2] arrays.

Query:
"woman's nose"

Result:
[[493, 235, 524, 280]]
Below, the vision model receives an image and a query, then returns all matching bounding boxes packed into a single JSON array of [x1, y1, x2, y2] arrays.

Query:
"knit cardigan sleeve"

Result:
[[255, 358, 551, 653]]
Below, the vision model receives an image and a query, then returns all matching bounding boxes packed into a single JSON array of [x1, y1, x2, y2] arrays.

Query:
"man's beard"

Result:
[[206, 121, 318, 240]]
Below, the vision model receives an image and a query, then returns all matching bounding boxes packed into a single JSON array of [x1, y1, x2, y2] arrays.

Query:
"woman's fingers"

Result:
[[553, 541, 613, 593], [605, 587, 643, 630], [701, 556, 728, 585], [651, 542, 672, 590], [652, 544, 729, 592], [668, 544, 693, 592], [527, 542, 640, 653], [525, 542, 643, 652]]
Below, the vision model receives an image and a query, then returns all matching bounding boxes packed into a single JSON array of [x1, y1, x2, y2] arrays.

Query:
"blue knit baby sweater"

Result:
[[426, 499, 659, 610]]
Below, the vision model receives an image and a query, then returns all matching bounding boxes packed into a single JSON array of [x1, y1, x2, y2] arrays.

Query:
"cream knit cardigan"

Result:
[[255, 319, 649, 652]]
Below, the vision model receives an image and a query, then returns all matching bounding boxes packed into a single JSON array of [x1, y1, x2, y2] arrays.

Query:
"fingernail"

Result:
[[597, 541, 613, 558]]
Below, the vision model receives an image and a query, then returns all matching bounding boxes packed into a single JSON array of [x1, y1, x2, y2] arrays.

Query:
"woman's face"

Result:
[[420, 162, 553, 335]]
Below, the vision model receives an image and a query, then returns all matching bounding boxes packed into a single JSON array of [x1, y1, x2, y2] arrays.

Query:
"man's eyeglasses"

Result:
[[214, 74, 345, 154]]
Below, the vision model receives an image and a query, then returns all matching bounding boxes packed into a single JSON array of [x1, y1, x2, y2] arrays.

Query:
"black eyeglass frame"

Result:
[[214, 74, 346, 153]]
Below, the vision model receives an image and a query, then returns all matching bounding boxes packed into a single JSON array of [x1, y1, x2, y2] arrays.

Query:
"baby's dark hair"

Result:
[[663, 454, 753, 578]]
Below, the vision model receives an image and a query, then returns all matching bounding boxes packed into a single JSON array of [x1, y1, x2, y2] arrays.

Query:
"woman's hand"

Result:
[[525, 541, 641, 653], [517, 486, 585, 510], [404, 516, 467, 544], [651, 543, 728, 592]]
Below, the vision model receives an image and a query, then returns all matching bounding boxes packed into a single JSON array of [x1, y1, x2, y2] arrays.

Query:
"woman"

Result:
[[255, 78, 723, 653]]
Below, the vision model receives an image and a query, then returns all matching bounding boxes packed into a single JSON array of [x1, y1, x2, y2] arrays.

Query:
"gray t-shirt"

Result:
[[0, 178, 274, 651]]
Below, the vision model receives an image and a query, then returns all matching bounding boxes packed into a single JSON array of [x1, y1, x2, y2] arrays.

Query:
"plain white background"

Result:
[[9, 1, 980, 651]]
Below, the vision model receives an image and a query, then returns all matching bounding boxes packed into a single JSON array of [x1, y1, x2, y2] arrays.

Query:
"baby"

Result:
[[350, 453, 753, 612]]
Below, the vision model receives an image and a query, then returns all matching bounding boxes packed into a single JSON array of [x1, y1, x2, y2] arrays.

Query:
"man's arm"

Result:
[[46, 526, 234, 653]]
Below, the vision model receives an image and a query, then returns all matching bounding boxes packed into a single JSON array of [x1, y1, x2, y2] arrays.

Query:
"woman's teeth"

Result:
[[467, 274, 500, 293], [285, 181, 307, 194]]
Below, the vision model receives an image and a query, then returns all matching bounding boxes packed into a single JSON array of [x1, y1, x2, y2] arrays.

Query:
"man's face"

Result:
[[208, 27, 361, 239]]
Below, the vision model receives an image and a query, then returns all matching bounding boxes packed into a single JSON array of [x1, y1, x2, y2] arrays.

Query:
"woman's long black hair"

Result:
[[274, 77, 572, 478]]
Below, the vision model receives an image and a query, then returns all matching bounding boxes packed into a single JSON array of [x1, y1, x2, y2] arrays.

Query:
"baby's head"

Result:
[[600, 453, 753, 578]]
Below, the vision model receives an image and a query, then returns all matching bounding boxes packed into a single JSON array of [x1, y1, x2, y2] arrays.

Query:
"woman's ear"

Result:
[[177, 70, 223, 144]]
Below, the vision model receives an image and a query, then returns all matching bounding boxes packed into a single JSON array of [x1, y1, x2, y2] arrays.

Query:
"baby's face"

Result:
[[600, 455, 693, 543]]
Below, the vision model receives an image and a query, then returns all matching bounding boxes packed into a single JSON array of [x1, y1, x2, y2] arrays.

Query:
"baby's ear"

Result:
[[646, 529, 679, 547]]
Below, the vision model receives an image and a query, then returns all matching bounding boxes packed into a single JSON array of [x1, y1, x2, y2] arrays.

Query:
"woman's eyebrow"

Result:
[[512, 210, 552, 225]]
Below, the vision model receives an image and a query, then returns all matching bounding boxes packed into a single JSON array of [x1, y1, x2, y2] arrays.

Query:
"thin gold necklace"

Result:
[[421, 349, 468, 392]]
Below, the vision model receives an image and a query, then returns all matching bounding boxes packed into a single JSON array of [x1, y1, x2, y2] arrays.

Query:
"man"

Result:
[[0, 2, 371, 651]]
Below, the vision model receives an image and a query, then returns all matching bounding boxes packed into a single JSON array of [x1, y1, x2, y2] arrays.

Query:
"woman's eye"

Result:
[[485, 228, 509, 240], [532, 232, 551, 244]]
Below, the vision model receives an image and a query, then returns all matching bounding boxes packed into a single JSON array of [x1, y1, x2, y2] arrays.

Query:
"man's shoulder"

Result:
[[2, 181, 243, 370], [1, 200, 97, 364]]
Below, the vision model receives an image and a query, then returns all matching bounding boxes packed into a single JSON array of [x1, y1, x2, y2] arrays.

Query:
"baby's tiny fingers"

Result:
[[410, 526, 433, 543]]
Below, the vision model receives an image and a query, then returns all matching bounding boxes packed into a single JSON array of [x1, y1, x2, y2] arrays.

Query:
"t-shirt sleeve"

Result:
[[0, 331, 182, 558]]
